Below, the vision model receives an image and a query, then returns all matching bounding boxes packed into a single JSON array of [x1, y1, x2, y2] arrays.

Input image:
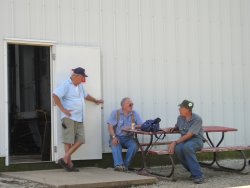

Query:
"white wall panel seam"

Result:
[[241, 0, 250, 145], [239, 0, 246, 144], [57, 0, 61, 42], [209, 0, 214, 124], [138, 0, 144, 144], [217, 1, 223, 127], [125, 0, 130, 96], [42, 0, 46, 39], [221, 1, 225, 126], [192, 0, 200, 112], [161, 0, 167, 119], [219, 1, 227, 144], [99, 0, 103, 48], [71, 0, 75, 44], [11, 0, 14, 36], [112, 0, 118, 105], [86, 0, 89, 43], [187, 0, 191, 99], [208, 0, 214, 126], [27, 0, 30, 38], [175, 0, 182, 103], [151, 0, 156, 117], [98, 0, 106, 152], [197, 0, 201, 110], [229, 0, 236, 145], [138, 0, 143, 112]]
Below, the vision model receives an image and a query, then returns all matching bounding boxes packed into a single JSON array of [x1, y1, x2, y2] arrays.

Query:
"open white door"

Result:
[[52, 45, 102, 161]]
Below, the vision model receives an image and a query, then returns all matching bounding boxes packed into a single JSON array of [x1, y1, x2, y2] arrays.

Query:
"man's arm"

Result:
[[168, 133, 194, 154], [52, 94, 72, 117], [108, 124, 119, 146], [162, 126, 178, 133], [85, 94, 104, 105], [175, 133, 194, 144], [168, 117, 202, 154], [108, 124, 116, 137]]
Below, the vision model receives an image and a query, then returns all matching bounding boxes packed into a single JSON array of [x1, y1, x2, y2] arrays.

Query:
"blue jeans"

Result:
[[110, 135, 138, 168], [175, 137, 204, 178]]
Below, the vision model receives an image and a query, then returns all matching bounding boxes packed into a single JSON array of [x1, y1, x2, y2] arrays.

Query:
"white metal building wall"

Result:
[[0, 0, 250, 154]]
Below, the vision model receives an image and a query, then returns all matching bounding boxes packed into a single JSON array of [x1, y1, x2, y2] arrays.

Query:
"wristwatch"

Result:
[[112, 135, 116, 139]]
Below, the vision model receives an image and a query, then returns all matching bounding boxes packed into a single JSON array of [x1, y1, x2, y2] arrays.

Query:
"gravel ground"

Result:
[[0, 159, 249, 188], [0, 176, 48, 188], [133, 159, 250, 188]]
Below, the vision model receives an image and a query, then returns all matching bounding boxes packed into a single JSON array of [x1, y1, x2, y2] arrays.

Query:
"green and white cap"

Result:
[[178, 100, 194, 110]]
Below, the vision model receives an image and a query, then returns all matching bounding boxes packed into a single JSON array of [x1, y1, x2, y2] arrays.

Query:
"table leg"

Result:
[[200, 132, 225, 166], [205, 131, 225, 148], [199, 132, 220, 166], [135, 134, 175, 178], [215, 150, 247, 172], [201, 132, 247, 172], [135, 134, 153, 170], [148, 154, 176, 178]]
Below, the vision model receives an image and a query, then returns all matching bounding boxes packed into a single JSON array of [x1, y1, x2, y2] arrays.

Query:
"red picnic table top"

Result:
[[202, 126, 237, 132], [122, 125, 237, 135]]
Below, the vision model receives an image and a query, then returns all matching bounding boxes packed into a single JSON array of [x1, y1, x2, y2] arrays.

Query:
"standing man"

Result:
[[53, 67, 103, 172], [165, 100, 205, 184], [107, 97, 143, 171]]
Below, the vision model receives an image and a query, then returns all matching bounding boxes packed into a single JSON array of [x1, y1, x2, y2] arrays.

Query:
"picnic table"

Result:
[[122, 126, 250, 178]]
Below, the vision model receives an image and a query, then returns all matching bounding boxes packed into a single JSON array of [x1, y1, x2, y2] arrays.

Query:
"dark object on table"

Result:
[[141, 117, 161, 132]]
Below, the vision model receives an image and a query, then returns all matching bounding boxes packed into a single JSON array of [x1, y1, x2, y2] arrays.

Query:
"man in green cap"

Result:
[[164, 99, 205, 184]]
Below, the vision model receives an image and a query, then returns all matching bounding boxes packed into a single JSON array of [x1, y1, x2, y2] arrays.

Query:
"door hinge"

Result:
[[52, 53, 56, 60], [54, 146, 57, 153]]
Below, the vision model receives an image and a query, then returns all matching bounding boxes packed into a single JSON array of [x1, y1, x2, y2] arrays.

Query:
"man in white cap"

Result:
[[53, 67, 103, 172]]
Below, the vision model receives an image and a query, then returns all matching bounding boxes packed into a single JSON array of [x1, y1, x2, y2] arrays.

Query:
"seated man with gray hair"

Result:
[[107, 97, 143, 171]]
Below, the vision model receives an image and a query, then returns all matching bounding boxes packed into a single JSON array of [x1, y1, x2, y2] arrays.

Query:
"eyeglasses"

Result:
[[129, 103, 134, 107]]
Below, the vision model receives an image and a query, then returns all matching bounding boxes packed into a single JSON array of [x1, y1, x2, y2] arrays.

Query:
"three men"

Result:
[[165, 100, 205, 184], [107, 97, 143, 171], [54, 71, 204, 183], [53, 67, 103, 172]]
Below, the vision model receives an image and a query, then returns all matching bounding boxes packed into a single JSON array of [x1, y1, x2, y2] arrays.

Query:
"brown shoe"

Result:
[[58, 158, 71, 172], [69, 165, 80, 172]]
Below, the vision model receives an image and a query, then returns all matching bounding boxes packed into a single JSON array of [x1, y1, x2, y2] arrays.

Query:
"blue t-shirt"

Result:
[[107, 109, 143, 136], [53, 79, 88, 122]]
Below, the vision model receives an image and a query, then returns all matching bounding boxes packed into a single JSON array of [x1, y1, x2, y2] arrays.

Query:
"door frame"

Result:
[[3, 38, 55, 166]]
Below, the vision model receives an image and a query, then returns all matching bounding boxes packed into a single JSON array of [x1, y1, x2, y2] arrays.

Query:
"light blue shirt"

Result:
[[53, 79, 88, 122], [107, 109, 144, 136]]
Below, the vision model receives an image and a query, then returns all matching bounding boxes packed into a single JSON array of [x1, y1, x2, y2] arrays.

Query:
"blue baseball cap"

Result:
[[72, 67, 88, 77]]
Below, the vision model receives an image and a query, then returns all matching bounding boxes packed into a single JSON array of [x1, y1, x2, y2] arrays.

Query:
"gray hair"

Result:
[[120, 97, 130, 107], [70, 73, 78, 78]]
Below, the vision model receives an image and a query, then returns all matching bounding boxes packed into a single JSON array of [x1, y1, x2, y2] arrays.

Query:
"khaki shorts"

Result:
[[62, 118, 85, 144]]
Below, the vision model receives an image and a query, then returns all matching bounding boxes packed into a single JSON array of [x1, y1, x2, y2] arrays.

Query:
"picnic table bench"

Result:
[[123, 126, 250, 178]]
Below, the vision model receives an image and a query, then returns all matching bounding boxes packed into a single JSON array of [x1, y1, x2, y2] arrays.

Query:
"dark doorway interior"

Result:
[[8, 44, 51, 163]]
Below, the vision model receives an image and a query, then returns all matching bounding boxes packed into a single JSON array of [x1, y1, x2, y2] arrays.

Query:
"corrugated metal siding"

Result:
[[0, 0, 250, 154]]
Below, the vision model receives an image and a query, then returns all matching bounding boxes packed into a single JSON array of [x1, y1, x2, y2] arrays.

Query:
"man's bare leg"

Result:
[[63, 144, 71, 164], [64, 144, 73, 167], [63, 142, 82, 167]]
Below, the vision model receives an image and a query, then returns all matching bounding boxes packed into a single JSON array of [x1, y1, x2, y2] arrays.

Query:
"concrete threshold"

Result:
[[1, 167, 157, 188]]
